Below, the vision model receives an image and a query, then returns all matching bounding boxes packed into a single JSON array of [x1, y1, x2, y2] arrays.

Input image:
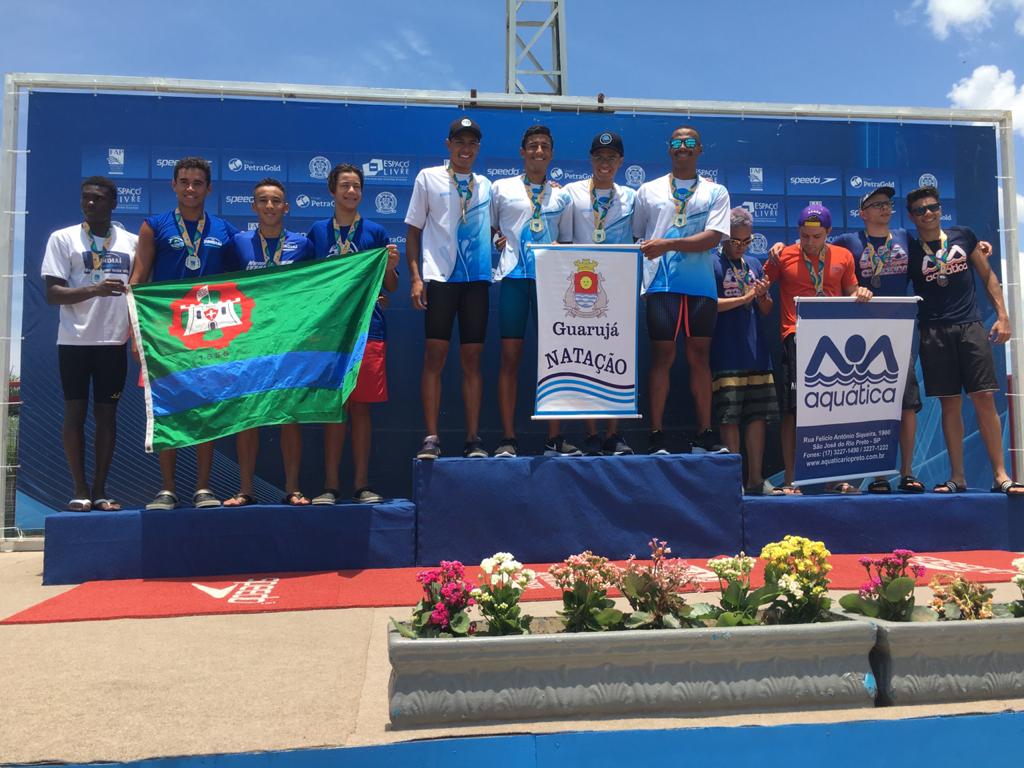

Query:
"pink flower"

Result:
[[430, 601, 450, 628]]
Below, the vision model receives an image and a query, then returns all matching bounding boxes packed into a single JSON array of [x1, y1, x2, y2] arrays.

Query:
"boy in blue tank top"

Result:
[[130, 156, 239, 510]]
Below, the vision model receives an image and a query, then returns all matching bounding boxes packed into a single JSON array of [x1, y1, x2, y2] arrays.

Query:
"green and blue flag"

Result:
[[128, 249, 387, 452]]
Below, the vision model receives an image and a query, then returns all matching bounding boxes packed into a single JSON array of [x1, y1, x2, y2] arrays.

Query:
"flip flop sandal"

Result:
[[224, 492, 256, 507], [779, 483, 803, 495], [67, 498, 92, 512], [867, 479, 892, 494], [933, 480, 967, 493], [283, 491, 310, 506], [897, 475, 925, 493], [146, 490, 179, 510], [991, 479, 1024, 496], [311, 488, 338, 505], [192, 488, 221, 508], [91, 498, 122, 511], [830, 482, 861, 494]]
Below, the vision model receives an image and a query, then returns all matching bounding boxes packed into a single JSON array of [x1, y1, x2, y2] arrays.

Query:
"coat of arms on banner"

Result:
[[564, 258, 609, 318], [169, 283, 255, 350]]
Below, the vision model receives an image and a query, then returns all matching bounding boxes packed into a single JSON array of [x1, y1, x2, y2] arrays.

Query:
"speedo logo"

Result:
[[225, 195, 254, 204], [191, 578, 280, 604], [789, 175, 838, 185]]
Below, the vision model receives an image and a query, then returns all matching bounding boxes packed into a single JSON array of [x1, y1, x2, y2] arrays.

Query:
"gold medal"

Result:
[[673, 213, 687, 228], [530, 218, 544, 233], [592, 229, 606, 243]]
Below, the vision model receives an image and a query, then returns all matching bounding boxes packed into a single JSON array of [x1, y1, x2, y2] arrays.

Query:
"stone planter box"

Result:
[[844, 612, 1024, 706], [387, 620, 878, 728]]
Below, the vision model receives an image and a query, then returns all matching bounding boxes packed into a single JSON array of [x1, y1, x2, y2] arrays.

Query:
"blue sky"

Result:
[[2, 0, 1023, 372]]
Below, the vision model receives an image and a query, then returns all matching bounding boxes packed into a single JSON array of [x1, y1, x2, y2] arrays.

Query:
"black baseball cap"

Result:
[[590, 131, 624, 155], [859, 185, 895, 209], [448, 117, 482, 140]]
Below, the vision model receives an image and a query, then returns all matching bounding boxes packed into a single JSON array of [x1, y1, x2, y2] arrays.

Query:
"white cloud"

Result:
[[947, 65, 1024, 136], [920, 0, 1024, 38]]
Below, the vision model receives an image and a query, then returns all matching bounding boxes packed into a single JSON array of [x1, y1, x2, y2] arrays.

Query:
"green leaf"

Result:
[[910, 606, 939, 622], [625, 611, 653, 629], [689, 602, 719, 619], [662, 613, 682, 629], [723, 581, 743, 608], [839, 593, 867, 613], [594, 606, 624, 628], [449, 610, 471, 634], [882, 576, 916, 603], [390, 618, 419, 639], [717, 611, 741, 627], [943, 603, 962, 621], [748, 585, 780, 606]]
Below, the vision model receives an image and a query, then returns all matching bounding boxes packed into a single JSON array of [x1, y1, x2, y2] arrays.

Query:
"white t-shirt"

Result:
[[632, 173, 730, 298], [490, 175, 570, 280], [404, 165, 493, 283], [40, 223, 137, 345], [558, 179, 636, 245]]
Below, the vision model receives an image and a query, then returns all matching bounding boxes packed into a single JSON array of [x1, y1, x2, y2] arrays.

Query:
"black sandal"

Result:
[[897, 475, 925, 493], [867, 479, 892, 494], [933, 480, 967, 493], [224, 492, 256, 507], [991, 479, 1024, 496], [283, 491, 310, 506]]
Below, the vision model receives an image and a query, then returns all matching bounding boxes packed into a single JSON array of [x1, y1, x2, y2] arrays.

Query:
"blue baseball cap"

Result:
[[798, 204, 832, 229]]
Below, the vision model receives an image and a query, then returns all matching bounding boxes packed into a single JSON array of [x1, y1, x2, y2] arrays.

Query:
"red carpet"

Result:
[[3, 550, 1021, 625]]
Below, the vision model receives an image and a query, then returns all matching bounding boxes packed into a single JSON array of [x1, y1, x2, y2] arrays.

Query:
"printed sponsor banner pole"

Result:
[[794, 296, 919, 486], [532, 244, 642, 420]]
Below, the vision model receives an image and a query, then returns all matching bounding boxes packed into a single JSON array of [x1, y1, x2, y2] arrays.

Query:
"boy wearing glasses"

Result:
[[491, 125, 576, 457], [633, 126, 731, 455], [832, 187, 923, 494], [405, 117, 493, 460], [905, 186, 1021, 496], [710, 207, 778, 495]]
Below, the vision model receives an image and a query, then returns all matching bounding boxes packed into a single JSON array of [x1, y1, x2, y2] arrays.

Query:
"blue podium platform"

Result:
[[742, 491, 1024, 554], [42, 500, 417, 585], [414, 454, 744, 565]]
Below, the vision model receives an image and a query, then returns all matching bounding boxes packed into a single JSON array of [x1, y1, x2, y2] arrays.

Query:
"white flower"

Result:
[[1012, 557, 1024, 572], [480, 557, 496, 574], [778, 573, 804, 601]]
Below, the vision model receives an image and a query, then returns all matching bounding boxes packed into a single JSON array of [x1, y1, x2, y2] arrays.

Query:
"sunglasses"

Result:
[[670, 137, 699, 149], [862, 200, 894, 211], [909, 202, 942, 216], [728, 236, 753, 246]]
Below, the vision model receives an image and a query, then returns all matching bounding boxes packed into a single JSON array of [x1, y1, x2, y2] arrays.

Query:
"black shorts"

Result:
[[646, 292, 717, 341], [781, 334, 798, 414], [902, 359, 923, 413], [58, 344, 128, 404], [919, 321, 999, 397], [424, 280, 489, 344]]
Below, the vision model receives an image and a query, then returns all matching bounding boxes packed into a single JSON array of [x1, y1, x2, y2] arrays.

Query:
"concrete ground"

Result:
[[1, 550, 1023, 765]]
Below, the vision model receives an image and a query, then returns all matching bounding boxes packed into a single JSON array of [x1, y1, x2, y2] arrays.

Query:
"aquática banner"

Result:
[[794, 296, 919, 485], [533, 244, 642, 419], [128, 249, 387, 452]]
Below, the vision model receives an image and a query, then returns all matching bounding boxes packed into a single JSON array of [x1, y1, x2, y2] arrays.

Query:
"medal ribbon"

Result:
[[174, 207, 207, 266], [801, 246, 828, 295], [81, 222, 114, 272], [448, 167, 475, 223], [332, 213, 361, 255], [669, 176, 699, 224], [258, 230, 286, 265], [922, 230, 951, 274], [523, 174, 546, 230], [590, 180, 615, 235], [863, 232, 893, 278]]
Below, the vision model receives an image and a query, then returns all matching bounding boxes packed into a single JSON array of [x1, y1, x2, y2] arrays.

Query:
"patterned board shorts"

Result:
[[712, 370, 780, 425]]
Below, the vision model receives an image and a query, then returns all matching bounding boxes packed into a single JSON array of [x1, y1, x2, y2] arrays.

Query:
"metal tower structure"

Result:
[[505, 0, 568, 95]]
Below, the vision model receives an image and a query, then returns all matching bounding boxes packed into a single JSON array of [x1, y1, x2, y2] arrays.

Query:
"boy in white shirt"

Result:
[[41, 177, 137, 511]]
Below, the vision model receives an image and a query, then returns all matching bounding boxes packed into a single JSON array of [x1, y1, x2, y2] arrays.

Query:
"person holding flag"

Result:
[[763, 204, 872, 494], [557, 130, 636, 456], [832, 186, 924, 494], [405, 117, 493, 460], [904, 186, 1022, 496], [491, 125, 576, 458], [42, 177, 137, 511], [632, 126, 731, 456], [222, 178, 315, 507], [130, 156, 238, 510], [306, 164, 399, 504]]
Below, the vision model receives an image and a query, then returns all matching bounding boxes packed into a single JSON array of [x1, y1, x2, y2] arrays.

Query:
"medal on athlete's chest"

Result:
[[936, 274, 949, 287], [185, 254, 201, 271], [592, 229, 606, 243], [90, 269, 104, 284], [871, 275, 881, 288], [530, 218, 544, 233]]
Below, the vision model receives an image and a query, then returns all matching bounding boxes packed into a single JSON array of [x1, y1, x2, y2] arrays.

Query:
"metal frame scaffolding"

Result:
[[0, 73, 1018, 541]]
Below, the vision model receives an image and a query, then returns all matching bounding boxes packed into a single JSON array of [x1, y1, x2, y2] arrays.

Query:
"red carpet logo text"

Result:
[[191, 578, 280, 604]]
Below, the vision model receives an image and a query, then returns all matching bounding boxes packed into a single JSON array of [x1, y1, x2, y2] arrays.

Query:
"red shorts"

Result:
[[349, 339, 388, 403]]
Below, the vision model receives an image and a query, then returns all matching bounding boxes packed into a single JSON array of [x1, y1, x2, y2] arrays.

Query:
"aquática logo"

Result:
[[169, 283, 254, 350], [803, 333, 898, 411], [564, 258, 609, 318]]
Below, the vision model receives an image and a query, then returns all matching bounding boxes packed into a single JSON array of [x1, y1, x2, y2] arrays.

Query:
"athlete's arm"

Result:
[[716, 292, 755, 312], [45, 275, 125, 303], [130, 221, 155, 285], [970, 240, 1010, 343], [406, 224, 426, 310], [844, 283, 873, 302], [639, 230, 722, 260], [754, 277, 774, 315]]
